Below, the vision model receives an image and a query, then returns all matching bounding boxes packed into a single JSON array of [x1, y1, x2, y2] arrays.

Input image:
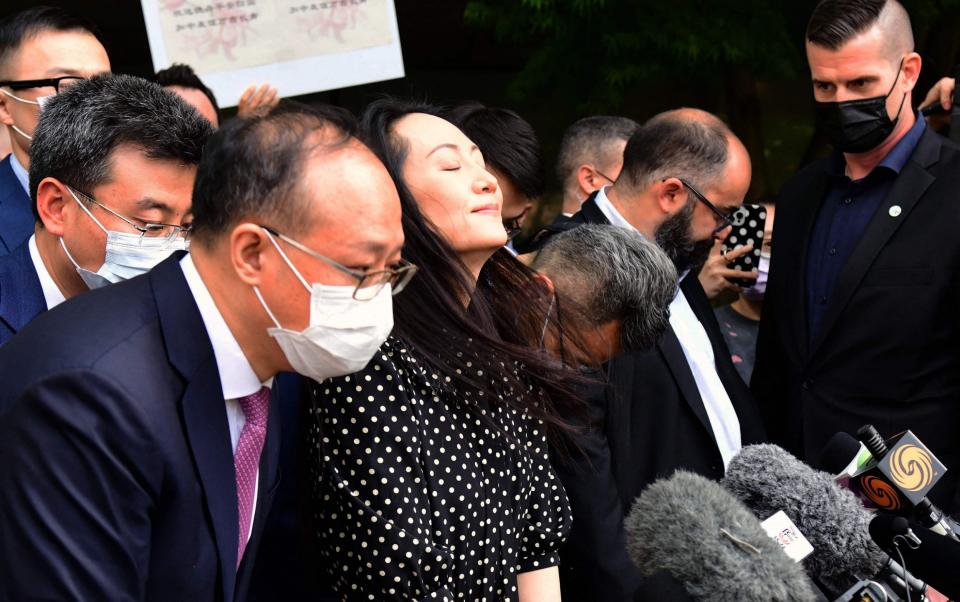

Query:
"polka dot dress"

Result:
[[306, 336, 571, 601]]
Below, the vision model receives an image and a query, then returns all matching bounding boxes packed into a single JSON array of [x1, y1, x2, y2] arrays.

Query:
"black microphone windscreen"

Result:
[[721, 444, 888, 593], [625, 470, 817, 602], [816, 432, 861, 474], [869, 513, 960, 599]]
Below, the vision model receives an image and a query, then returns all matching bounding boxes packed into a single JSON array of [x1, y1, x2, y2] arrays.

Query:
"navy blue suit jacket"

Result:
[[0, 239, 45, 345], [0, 155, 34, 256], [0, 252, 281, 602]]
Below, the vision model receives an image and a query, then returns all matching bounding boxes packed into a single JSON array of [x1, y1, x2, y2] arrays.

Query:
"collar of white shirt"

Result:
[[180, 254, 272, 400], [28, 234, 66, 310], [592, 186, 636, 231], [8, 152, 29, 196]]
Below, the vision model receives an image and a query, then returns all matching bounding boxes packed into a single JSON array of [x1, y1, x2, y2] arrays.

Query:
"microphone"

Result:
[[817, 431, 871, 476], [721, 444, 927, 599], [852, 425, 958, 542], [624, 470, 819, 602], [870, 514, 960, 600]]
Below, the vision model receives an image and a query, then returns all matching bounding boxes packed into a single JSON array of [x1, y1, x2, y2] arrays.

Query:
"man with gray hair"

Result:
[[556, 115, 638, 216], [545, 108, 766, 601], [533, 224, 676, 366], [0, 73, 213, 345]]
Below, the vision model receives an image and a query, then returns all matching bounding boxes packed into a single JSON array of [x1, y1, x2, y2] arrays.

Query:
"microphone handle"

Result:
[[914, 499, 960, 542]]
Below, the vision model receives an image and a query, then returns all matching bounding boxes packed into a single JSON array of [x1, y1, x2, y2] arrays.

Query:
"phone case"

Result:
[[720, 204, 766, 287]]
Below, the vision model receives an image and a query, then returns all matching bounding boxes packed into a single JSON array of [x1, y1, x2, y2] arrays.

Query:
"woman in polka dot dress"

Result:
[[305, 99, 585, 601]]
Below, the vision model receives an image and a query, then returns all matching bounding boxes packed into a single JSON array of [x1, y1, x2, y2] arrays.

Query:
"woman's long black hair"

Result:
[[360, 98, 585, 442]]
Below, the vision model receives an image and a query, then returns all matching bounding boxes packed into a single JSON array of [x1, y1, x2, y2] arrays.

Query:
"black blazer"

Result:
[[753, 128, 960, 514], [547, 194, 767, 601], [0, 253, 281, 602]]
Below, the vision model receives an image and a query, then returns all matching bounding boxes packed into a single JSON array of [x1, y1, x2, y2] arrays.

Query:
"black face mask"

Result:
[[814, 60, 907, 154]]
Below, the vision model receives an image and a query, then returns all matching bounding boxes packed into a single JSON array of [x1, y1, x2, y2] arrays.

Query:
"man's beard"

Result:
[[654, 201, 714, 273]]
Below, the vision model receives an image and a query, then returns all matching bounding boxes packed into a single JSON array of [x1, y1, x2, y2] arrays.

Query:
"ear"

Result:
[[0, 92, 13, 127], [902, 52, 922, 92], [576, 165, 598, 196], [656, 177, 688, 215], [231, 223, 271, 287], [531, 272, 555, 296], [35, 178, 69, 236]]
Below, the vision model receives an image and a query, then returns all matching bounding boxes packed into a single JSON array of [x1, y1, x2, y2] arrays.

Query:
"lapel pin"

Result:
[[889, 205, 902, 217]]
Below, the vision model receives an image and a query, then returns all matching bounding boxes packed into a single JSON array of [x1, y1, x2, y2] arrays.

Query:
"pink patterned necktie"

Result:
[[235, 386, 270, 566]]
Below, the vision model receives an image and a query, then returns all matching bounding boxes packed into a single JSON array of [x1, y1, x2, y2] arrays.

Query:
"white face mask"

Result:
[[62, 188, 189, 289], [254, 229, 394, 382], [0, 88, 53, 141]]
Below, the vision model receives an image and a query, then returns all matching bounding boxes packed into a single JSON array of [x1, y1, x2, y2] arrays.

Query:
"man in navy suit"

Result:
[[0, 73, 211, 345], [0, 7, 110, 255], [0, 102, 407, 600]]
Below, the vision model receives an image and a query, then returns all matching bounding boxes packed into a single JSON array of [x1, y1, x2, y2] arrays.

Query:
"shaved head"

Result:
[[807, 0, 913, 63]]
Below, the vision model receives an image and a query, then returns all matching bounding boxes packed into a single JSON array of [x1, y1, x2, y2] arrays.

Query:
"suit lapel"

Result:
[[0, 241, 46, 334], [810, 131, 941, 356], [151, 254, 238, 602], [658, 326, 713, 436], [577, 192, 609, 225], [0, 157, 34, 254]]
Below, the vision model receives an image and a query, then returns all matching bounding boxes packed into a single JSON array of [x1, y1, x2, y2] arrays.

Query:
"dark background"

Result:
[[4, 0, 960, 223]]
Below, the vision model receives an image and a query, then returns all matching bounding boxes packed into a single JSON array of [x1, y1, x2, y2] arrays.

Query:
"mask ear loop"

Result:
[[886, 57, 909, 121], [58, 236, 84, 271], [261, 227, 311, 293], [539, 293, 556, 349], [253, 286, 283, 330], [1, 88, 44, 140], [66, 187, 110, 235], [0, 87, 41, 106]]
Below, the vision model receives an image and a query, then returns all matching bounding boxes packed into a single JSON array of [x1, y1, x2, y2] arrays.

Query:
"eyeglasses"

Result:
[[672, 178, 735, 233], [594, 167, 617, 184], [503, 207, 531, 241], [69, 187, 192, 244], [0, 76, 86, 94], [260, 226, 418, 301]]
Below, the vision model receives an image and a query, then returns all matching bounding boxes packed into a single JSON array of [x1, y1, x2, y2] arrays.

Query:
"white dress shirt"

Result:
[[593, 186, 742, 468], [28, 234, 65, 310], [9, 152, 29, 195], [180, 254, 272, 543]]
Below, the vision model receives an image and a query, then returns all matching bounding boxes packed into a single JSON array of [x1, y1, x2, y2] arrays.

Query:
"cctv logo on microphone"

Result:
[[889, 444, 935, 492]]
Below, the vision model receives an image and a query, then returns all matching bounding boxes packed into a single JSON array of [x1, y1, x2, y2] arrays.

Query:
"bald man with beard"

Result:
[[753, 0, 960, 514]]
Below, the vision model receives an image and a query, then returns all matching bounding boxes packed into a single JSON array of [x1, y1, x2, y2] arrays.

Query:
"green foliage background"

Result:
[[462, 0, 960, 218]]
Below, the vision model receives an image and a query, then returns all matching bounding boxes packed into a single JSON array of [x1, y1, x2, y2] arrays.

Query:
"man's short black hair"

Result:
[[29, 73, 214, 221], [0, 6, 101, 73], [806, 0, 887, 49], [190, 102, 360, 242], [620, 110, 731, 192], [446, 102, 545, 199], [153, 63, 220, 119]]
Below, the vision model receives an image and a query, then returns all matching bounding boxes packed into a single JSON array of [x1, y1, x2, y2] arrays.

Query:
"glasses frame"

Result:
[[0, 76, 86, 94], [671, 177, 735, 233], [69, 187, 192, 242], [594, 167, 617, 185], [260, 225, 418, 300]]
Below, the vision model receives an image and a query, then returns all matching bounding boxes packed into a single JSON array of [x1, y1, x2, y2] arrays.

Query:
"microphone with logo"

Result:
[[624, 470, 819, 602], [845, 426, 959, 542], [721, 444, 928, 600]]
